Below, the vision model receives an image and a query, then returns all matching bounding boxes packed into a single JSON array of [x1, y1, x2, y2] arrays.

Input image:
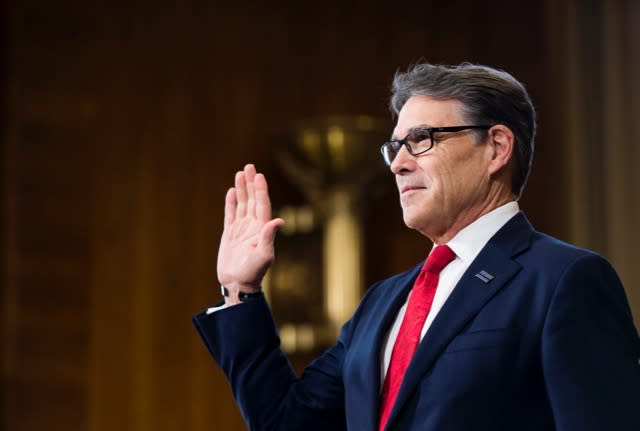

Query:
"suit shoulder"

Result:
[[498, 212, 608, 267], [528, 230, 606, 265], [518, 230, 622, 294]]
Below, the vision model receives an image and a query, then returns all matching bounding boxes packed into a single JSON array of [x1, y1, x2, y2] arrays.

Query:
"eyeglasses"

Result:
[[380, 125, 493, 166]]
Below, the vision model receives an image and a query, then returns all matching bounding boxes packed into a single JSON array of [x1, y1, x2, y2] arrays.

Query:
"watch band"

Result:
[[221, 285, 264, 302]]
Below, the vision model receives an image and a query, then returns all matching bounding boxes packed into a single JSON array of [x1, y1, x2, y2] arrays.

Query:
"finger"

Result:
[[259, 218, 285, 249], [254, 173, 272, 222], [244, 164, 257, 218], [224, 187, 237, 229], [235, 170, 247, 218]]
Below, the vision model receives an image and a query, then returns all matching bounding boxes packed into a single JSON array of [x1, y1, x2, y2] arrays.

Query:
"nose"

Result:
[[390, 144, 415, 175]]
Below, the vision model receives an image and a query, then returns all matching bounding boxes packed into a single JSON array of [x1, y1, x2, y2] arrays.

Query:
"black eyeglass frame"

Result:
[[380, 125, 493, 166]]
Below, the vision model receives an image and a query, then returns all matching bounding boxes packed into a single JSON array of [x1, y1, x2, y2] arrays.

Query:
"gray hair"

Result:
[[390, 62, 536, 197]]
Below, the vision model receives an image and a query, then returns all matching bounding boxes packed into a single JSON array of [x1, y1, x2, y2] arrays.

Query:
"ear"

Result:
[[486, 125, 514, 175]]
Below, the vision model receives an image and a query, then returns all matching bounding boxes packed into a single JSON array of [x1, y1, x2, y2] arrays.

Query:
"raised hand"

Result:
[[217, 164, 284, 305]]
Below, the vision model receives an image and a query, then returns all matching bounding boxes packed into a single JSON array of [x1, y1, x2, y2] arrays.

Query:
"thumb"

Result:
[[260, 218, 285, 248]]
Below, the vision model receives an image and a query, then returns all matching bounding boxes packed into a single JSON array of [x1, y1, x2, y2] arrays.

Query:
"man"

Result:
[[193, 63, 640, 430]]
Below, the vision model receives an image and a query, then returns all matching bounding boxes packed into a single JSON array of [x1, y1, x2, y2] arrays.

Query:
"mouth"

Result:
[[400, 186, 426, 194]]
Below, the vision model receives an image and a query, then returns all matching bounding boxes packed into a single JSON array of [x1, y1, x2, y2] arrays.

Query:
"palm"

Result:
[[217, 164, 283, 292]]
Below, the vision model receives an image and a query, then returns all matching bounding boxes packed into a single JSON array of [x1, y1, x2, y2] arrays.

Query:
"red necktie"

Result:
[[378, 245, 456, 431]]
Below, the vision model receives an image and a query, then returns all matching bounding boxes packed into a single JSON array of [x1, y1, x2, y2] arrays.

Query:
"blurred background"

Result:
[[2, 0, 639, 429]]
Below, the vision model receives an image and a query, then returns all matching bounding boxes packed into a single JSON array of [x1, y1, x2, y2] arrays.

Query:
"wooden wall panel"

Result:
[[4, 62, 95, 431]]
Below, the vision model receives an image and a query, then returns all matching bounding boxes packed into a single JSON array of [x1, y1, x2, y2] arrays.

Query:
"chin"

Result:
[[402, 213, 422, 231], [402, 208, 434, 234]]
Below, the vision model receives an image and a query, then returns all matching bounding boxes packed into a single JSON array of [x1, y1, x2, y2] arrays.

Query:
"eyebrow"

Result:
[[391, 124, 433, 141]]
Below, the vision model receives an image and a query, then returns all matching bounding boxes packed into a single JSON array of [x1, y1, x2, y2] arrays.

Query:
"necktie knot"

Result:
[[424, 245, 456, 274]]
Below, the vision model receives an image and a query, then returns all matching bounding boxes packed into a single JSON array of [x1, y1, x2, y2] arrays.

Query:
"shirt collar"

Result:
[[444, 201, 520, 264]]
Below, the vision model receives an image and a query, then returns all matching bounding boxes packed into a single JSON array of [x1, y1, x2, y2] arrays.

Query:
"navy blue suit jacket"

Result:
[[194, 213, 640, 430]]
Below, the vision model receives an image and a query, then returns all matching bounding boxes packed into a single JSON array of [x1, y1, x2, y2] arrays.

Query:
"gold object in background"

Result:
[[268, 116, 390, 353]]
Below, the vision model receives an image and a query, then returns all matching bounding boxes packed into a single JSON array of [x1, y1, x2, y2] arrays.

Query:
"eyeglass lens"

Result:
[[382, 128, 433, 165]]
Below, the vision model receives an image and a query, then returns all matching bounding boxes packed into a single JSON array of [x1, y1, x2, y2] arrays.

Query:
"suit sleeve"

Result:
[[193, 296, 348, 431], [542, 253, 640, 430]]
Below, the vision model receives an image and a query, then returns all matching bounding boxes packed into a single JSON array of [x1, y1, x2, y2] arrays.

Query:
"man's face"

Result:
[[391, 96, 494, 241]]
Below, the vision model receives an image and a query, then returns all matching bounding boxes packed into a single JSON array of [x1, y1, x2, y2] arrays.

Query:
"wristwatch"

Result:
[[221, 285, 264, 302]]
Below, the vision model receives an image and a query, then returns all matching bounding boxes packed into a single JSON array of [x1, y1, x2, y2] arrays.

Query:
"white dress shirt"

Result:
[[379, 201, 520, 383]]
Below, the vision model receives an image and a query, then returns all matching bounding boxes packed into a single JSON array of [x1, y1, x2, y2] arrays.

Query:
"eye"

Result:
[[407, 130, 433, 153], [407, 130, 431, 145]]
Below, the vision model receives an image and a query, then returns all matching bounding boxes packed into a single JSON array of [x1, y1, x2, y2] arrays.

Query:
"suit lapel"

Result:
[[384, 213, 534, 430], [359, 264, 422, 431]]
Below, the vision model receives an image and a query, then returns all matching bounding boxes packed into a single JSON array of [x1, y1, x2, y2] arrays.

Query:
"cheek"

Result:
[[449, 156, 488, 190], [433, 168, 457, 196]]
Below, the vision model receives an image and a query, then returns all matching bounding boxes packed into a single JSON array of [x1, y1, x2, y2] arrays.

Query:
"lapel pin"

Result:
[[475, 270, 494, 284]]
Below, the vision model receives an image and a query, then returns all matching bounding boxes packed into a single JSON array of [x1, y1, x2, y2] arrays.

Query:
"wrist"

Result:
[[221, 285, 264, 305]]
